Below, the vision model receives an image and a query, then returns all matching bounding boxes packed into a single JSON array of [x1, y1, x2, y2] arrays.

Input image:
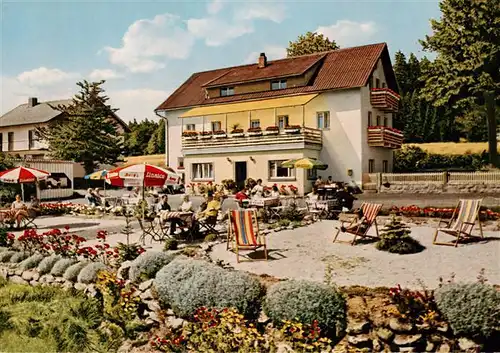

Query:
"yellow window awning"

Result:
[[179, 94, 318, 118]]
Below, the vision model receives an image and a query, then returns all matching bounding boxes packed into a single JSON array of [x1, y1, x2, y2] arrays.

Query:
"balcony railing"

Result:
[[182, 127, 322, 154], [367, 126, 403, 149], [370, 88, 400, 112]]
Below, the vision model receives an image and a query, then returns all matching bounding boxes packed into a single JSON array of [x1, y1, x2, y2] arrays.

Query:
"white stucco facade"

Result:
[[0, 123, 48, 157]]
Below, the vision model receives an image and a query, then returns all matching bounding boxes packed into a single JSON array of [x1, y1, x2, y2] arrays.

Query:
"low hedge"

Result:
[[155, 258, 263, 319], [129, 251, 177, 283], [264, 280, 347, 336]]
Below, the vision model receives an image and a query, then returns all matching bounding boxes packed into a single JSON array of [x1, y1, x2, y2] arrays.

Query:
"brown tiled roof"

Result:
[[203, 54, 325, 87], [156, 43, 397, 111]]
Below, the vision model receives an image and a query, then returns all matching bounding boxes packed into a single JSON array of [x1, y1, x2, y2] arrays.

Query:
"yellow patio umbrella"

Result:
[[281, 158, 328, 170], [84, 169, 108, 195]]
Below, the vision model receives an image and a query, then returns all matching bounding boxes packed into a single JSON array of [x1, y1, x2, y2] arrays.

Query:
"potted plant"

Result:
[[284, 125, 301, 134], [265, 126, 279, 135], [248, 127, 263, 136], [200, 131, 213, 139], [213, 130, 227, 138], [182, 131, 198, 140], [230, 128, 245, 137]]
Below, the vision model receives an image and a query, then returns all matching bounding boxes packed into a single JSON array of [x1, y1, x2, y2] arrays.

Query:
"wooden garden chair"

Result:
[[333, 202, 383, 245], [433, 199, 484, 247], [227, 209, 267, 263]]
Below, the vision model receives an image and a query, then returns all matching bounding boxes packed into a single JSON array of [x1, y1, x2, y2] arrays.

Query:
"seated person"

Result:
[[327, 176, 333, 185], [270, 185, 280, 198], [197, 191, 220, 223], [85, 188, 96, 206], [340, 208, 368, 233], [251, 179, 264, 199], [314, 176, 324, 188], [28, 195, 41, 215], [156, 195, 171, 212], [93, 188, 103, 206], [179, 195, 193, 212], [307, 187, 319, 201], [11, 194, 28, 228], [234, 187, 249, 207], [336, 187, 357, 211]]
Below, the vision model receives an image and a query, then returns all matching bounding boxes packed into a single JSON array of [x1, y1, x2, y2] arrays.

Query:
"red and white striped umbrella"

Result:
[[0, 166, 50, 184], [106, 163, 180, 187]]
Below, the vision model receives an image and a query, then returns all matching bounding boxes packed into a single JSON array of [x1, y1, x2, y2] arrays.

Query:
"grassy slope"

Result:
[[124, 154, 165, 167], [408, 142, 500, 155]]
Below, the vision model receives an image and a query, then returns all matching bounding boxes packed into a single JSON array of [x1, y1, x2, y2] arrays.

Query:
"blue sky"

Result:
[[1, 0, 440, 122]]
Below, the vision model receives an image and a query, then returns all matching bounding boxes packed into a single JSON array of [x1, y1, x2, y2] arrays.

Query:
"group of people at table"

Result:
[[0, 194, 41, 228]]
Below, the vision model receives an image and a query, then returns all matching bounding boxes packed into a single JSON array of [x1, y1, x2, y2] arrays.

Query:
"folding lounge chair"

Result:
[[227, 209, 267, 263], [22, 209, 38, 229], [333, 202, 383, 245], [433, 199, 484, 247]]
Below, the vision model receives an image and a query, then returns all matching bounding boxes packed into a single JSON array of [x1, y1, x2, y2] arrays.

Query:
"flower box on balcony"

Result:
[[213, 130, 227, 139], [200, 131, 213, 139], [182, 131, 198, 140], [230, 128, 244, 137], [248, 127, 263, 136], [284, 125, 301, 134], [265, 126, 279, 135]]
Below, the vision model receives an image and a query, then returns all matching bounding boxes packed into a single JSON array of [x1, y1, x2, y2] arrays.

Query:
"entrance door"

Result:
[[234, 161, 247, 189]]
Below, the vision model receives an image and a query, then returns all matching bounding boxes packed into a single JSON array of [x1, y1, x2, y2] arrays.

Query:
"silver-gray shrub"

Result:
[[155, 258, 263, 319], [129, 251, 177, 283], [37, 254, 61, 275], [63, 261, 89, 282], [77, 262, 107, 284], [435, 282, 500, 339], [50, 258, 78, 277], [9, 251, 29, 263], [0, 251, 17, 263], [264, 280, 347, 336], [18, 253, 44, 271]]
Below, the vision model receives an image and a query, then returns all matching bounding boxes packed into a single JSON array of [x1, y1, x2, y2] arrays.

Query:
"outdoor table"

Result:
[[315, 199, 340, 218], [249, 197, 281, 223], [102, 196, 121, 208], [159, 211, 195, 239]]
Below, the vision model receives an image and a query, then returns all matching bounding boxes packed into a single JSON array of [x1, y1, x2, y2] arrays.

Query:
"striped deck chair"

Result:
[[333, 202, 383, 245], [433, 199, 484, 247], [227, 209, 267, 263]]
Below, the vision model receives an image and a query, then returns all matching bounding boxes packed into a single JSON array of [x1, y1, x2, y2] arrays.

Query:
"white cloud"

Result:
[[186, 17, 253, 46], [88, 69, 123, 81], [207, 0, 224, 15], [16, 67, 78, 87], [316, 20, 378, 47], [243, 45, 286, 64], [234, 2, 286, 23], [108, 88, 170, 122], [104, 13, 195, 73]]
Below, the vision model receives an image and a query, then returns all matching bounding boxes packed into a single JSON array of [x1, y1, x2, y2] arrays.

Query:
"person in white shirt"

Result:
[[270, 185, 280, 198], [11, 194, 28, 228], [307, 187, 319, 201], [251, 179, 264, 199], [179, 195, 193, 212]]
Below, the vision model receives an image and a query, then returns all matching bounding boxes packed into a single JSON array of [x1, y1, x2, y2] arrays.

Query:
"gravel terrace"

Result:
[[210, 218, 500, 289]]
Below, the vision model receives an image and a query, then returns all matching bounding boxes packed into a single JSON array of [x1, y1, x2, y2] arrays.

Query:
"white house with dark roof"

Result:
[[0, 97, 129, 159]]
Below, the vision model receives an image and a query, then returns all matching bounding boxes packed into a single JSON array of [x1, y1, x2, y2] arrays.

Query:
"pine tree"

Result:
[[36, 80, 123, 174], [376, 215, 425, 254]]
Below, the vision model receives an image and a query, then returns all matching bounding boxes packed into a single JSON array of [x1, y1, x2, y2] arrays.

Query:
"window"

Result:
[[192, 163, 214, 180], [250, 119, 260, 128], [382, 82, 386, 88], [368, 159, 375, 173], [185, 124, 195, 131], [375, 78, 380, 88], [383, 116, 388, 127], [0, 133, 2, 152], [220, 87, 234, 96], [307, 168, 317, 180], [382, 160, 388, 173], [211, 121, 222, 131], [278, 116, 289, 129], [316, 111, 330, 129], [177, 157, 184, 169], [28, 130, 36, 149], [368, 76, 373, 89], [271, 80, 287, 90], [269, 160, 295, 179], [368, 111, 372, 126], [376, 115, 381, 126], [7, 132, 14, 151]]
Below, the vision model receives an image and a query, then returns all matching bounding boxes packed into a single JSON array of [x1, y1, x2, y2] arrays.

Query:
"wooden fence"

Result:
[[364, 171, 500, 190]]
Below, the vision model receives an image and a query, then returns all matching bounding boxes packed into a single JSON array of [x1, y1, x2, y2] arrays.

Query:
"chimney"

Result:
[[27, 97, 38, 107], [258, 52, 267, 68]]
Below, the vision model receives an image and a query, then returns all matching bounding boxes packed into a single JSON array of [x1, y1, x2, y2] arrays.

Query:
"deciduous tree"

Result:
[[286, 32, 338, 57]]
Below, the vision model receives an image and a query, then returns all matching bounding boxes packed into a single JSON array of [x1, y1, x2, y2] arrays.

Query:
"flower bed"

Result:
[[387, 205, 500, 220]]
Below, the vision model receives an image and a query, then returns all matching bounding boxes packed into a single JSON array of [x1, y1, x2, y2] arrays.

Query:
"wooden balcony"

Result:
[[182, 127, 322, 155], [367, 126, 403, 149], [370, 88, 400, 112]]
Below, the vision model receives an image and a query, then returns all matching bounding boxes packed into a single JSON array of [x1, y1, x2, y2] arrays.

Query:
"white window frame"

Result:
[[220, 87, 234, 96], [316, 111, 330, 129], [185, 123, 195, 131], [271, 80, 287, 90], [269, 160, 295, 180], [192, 163, 214, 181], [278, 115, 289, 129], [250, 119, 260, 128], [211, 121, 222, 131]]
